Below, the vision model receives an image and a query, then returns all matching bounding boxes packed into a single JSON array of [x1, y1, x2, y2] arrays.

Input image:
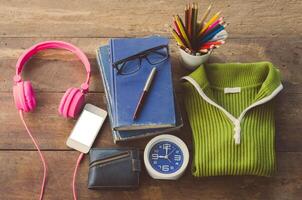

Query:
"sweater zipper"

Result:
[[182, 76, 283, 144]]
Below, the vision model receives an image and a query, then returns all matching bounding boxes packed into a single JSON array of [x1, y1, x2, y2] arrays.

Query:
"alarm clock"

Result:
[[144, 134, 189, 180]]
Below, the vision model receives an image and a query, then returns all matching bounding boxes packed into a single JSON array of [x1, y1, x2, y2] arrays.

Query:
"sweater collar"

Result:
[[188, 61, 282, 103], [182, 62, 283, 145]]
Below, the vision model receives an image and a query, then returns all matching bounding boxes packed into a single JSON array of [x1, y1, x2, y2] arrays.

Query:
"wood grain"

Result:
[[0, 0, 301, 199], [0, 91, 300, 152], [0, 0, 301, 38], [0, 151, 301, 200], [0, 92, 189, 150], [0, 37, 301, 93], [0, 37, 301, 151]]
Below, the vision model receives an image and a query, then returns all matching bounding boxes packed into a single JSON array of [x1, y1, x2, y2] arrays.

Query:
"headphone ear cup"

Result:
[[58, 88, 72, 116], [13, 81, 36, 112], [59, 88, 85, 118], [68, 89, 85, 118], [23, 81, 36, 111], [13, 82, 25, 111]]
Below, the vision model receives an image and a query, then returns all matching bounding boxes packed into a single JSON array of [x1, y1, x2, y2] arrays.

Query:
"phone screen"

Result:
[[69, 109, 105, 147]]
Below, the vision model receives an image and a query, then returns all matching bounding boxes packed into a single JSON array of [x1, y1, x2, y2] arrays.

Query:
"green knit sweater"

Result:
[[182, 62, 283, 177]]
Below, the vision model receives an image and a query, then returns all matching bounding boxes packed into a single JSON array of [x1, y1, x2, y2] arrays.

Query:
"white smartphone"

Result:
[[66, 104, 107, 153]]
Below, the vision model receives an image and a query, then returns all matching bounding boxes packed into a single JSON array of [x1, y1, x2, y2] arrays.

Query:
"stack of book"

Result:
[[96, 36, 183, 143]]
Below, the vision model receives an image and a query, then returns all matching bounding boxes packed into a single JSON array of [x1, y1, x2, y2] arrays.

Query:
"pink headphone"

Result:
[[13, 40, 91, 118], [13, 41, 91, 200]]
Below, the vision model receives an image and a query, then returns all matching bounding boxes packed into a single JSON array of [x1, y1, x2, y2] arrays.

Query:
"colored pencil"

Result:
[[200, 24, 225, 44], [199, 4, 212, 27], [171, 2, 227, 55], [192, 3, 198, 40], [173, 25, 187, 45], [199, 11, 221, 35], [191, 3, 195, 38], [203, 17, 223, 34], [188, 4, 193, 38], [199, 44, 214, 50], [196, 4, 199, 31], [201, 21, 225, 39], [199, 40, 225, 49], [202, 40, 225, 46], [173, 20, 181, 35], [177, 14, 186, 32], [173, 15, 192, 48], [185, 5, 189, 30], [209, 30, 228, 41], [171, 28, 186, 48]]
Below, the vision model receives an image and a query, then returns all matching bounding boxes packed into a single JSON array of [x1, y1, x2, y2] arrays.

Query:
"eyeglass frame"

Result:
[[112, 44, 169, 75]]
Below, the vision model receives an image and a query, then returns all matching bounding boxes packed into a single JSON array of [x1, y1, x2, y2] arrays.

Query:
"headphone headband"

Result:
[[14, 41, 91, 92]]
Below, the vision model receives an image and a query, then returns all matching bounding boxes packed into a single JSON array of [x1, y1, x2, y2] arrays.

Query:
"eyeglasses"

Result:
[[112, 45, 169, 75]]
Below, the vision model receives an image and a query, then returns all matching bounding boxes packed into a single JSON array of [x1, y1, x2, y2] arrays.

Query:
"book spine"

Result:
[[109, 39, 118, 129], [116, 123, 183, 142], [96, 47, 119, 143]]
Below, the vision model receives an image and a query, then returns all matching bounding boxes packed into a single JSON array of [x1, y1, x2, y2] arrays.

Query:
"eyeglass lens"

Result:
[[117, 46, 168, 75], [146, 47, 168, 65]]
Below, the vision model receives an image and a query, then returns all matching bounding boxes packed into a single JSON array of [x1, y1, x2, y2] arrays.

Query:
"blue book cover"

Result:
[[96, 45, 183, 142], [110, 36, 176, 131]]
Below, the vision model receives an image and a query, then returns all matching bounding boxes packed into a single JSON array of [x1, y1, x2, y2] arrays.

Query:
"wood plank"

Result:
[[0, 91, 300, 152], [0, 151, 301, 200], [1, 1, 301, 199], [0, 92, 190, 150], [0, 0, 301, 38], [1, 37, 301, 93]]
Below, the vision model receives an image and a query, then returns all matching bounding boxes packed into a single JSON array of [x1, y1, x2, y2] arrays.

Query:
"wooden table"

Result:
[[0, 0, 301, 199]]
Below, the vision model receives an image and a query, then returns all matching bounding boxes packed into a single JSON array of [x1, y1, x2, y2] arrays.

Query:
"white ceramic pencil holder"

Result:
[[179, 48, 212, 71]]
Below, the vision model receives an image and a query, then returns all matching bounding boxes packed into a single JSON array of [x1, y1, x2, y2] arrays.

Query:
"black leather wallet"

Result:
[[88, 148, 141, 189]]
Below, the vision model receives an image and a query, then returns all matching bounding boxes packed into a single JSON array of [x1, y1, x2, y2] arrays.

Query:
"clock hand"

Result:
[[167, 148, 176, 157], [165, 146, 168, 156]]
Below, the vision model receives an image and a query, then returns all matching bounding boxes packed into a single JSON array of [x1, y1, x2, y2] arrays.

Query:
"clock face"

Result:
[[148, 141, 183, 174]]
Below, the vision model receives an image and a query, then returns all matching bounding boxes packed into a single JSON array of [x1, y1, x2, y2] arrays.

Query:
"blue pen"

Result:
[[200, 24, 225, 44]]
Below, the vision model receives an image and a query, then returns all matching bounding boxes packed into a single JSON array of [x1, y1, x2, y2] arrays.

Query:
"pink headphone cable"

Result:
[[14, 41, 92, 199], [73, 152, 84, 200], [19, 109, 84, 200], [19, 110, 47, 200]]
